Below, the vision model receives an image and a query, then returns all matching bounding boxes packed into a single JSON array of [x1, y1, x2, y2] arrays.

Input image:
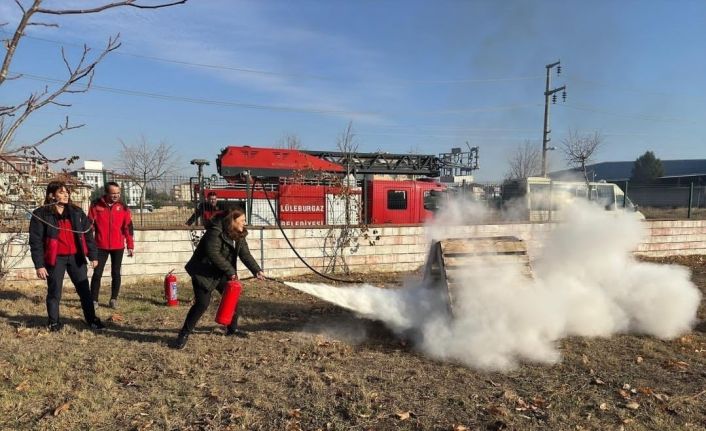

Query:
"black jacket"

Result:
[[29, 204, 98, 269], [184, 215, 261, 291]]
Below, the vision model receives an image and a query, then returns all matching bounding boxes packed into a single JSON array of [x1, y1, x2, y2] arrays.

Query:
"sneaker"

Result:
[[93, 301, 99, 310], [89, 319, 106, 331], [109, 298, 118, 309], [225, 327, 249, 338], [48, 322, 64, 332], [171, 332, 189, 350]]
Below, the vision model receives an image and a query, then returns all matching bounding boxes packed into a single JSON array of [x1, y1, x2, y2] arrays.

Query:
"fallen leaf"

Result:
[[599, 403, 609, 411], [635, 356, 643, 364], [108, 314, 124, 322], [624, 402, 640, 410], [395, 411, 411, 420], [501, 390, 518, 401], [487, 404, 509, 417], [618, 389, 631, 399], [288, 408, 301, 418], [14, 380, 29, 392], [679, 335, 694, 345], [654, 393, 670, 402], [581, 354, 589, 364], [637, 386, 653, 395], [16, 327, 33, 338], [53, 402, 70, 416], [277, 338, 291, 343], [622, 383, 631, 390], [196, 383, 207, 389], [453, 426, 469, 431], [663, 360, 689, 371], [591, 378, 605, 385], [531, 396, 547, 408]]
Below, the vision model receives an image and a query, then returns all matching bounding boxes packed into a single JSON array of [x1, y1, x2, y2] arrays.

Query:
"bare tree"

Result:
[[506, 140, 541, 180], [0, 0, 187, 283], [323, 121, 360, 274], [117, 136, 179, 224], [0, 0, 188, 157], [561, 130, 602, 185], [276, 133, 303, 150]]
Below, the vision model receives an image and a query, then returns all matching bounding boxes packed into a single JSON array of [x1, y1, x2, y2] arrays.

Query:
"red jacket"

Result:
[[29, 204, 97, 268], [89, 197, 135, 251]]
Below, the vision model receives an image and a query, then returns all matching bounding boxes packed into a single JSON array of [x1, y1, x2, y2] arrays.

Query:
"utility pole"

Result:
[[541, 60, 567, 177], [190, 159, 210, 224]]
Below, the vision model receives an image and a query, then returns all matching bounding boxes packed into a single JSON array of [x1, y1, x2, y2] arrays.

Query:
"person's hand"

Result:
[[36, 267, 48, 280], [229, 274, 238, 281], [91, 260, 98, 269], [256, 271, 266, 281], [127, 249, 134, 257]]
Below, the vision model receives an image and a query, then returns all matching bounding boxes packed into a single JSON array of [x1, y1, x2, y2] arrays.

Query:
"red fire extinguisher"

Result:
[[215, 279, 242, 325], [164, 270, 178, 307]]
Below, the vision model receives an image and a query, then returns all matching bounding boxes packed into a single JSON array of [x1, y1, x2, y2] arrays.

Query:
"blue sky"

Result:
[[2, 0, 705, 181]]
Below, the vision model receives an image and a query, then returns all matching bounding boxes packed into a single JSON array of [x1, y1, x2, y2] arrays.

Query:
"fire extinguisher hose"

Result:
[[257, 179, 363, 284]]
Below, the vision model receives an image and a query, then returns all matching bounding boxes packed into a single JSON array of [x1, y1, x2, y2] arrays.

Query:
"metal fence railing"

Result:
[[3, 174, 706, 233], [613, 182, 706, 220]]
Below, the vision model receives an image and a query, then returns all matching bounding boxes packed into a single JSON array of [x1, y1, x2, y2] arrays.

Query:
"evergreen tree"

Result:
[[631, 151, 664, 183]]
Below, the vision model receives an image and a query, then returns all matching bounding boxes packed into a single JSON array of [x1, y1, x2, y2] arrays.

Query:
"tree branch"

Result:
[[0, 35, 120, 153], [37, 0, 188, 15]]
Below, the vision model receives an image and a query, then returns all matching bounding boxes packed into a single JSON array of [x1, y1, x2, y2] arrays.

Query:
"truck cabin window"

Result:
[[387, 190, 408, 210]]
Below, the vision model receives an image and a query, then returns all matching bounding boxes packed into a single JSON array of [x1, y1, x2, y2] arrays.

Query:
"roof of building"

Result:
[[550, 159, 706, 181]]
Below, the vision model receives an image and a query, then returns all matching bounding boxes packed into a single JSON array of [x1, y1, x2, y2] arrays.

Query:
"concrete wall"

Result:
[[3, 220, 706, 285]]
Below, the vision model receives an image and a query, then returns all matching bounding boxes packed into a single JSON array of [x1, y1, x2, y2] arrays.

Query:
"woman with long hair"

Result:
[[174, 205, 265, 349], [28, 181, 105, 331]]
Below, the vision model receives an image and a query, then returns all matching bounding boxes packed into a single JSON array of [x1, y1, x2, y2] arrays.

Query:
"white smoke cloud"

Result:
[[286, 199, 701, 371]]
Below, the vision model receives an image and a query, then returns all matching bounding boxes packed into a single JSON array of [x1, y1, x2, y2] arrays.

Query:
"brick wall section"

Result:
[[3, 220, 705, 286]]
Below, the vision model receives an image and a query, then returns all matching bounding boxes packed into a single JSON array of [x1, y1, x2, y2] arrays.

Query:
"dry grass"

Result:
[[1, 260, 706, 431], [640, 207, 706, 220]]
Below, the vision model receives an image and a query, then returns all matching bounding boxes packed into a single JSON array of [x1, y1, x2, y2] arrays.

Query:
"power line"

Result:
[[18, 72, 378, 116], [20, 34, 544, 85], [16, 71, 541, 117], [561, 103, 701, 125], [564, 74, 697, 99]]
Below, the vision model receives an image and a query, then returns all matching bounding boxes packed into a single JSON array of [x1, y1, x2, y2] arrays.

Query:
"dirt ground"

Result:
[[1, 257, 705, 431]]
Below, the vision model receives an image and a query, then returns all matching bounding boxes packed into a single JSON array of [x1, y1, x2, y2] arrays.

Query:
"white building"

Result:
[[70, 160, 142, 206], [72, 160, 106, 191]]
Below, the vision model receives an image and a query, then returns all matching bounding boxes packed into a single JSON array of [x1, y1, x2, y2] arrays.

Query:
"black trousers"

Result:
[[181, 278, 239, 334], [90, 249, 125, 302], [46, 255, 97, 325]]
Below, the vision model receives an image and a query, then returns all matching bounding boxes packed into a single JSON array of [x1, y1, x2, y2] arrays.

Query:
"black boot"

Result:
[[89, 318, 106, 331], [48, 322, 64, 332], [172, 330, 189, 349]]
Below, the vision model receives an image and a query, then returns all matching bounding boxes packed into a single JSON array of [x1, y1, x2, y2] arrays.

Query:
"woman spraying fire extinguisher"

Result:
[[172, 206, 265, 349]]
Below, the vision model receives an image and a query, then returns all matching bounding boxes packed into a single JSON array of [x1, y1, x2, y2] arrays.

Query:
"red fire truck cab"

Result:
[[366, 179, 445, 224]]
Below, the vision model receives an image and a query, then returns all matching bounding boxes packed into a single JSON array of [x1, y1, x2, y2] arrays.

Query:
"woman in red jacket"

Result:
[[89, 181, 135, 309], [28, 181, 105, 332]]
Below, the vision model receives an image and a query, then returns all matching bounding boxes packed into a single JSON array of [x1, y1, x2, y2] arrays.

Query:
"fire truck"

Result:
[[193, 145, 478, 226]]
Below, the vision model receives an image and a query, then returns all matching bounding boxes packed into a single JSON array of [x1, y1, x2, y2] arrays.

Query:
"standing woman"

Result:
[[29, 181, 105, 331], [174, 206, 265, 349]]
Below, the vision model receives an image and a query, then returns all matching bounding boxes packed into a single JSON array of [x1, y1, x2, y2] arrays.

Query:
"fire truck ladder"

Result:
[[303, 146, 479, 177]]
